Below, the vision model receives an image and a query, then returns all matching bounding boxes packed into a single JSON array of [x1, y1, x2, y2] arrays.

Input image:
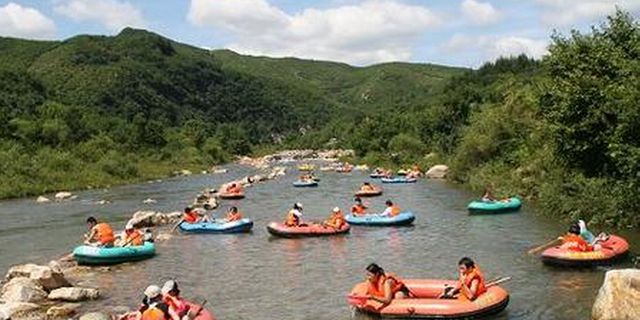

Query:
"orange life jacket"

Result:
[[324, 212, 345, 229], [284, 210, 299, 227], [366, 273, 406, 298], [561, 233, 593, 252], [460, 267, 487, 301], [361, 185, 375, 191], [389, 205, 401, 217], [227, 211, 243, 222], [93, 223, 115, 245], [183, 211, 199, 223], [141, 304, 167, 320], [124, 230, 143, 246], [351, 204, 366, 215]]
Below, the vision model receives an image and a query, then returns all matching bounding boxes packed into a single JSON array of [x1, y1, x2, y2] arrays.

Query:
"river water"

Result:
[[0, 164, 637, 319]]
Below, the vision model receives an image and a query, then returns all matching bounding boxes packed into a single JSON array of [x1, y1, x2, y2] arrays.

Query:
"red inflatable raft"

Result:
[[541, 234, 629, 267], [219, 192, 245, 200], [355, 188, 383, 197], [347, 279, 509, 319], [266, 222, 350, 238], [122, 300, 215, 320]]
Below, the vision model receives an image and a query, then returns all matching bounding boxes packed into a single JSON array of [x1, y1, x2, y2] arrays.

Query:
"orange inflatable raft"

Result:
[[355, 188, 383, 197], [122, 300, 215, 320], [219, 192, 245, 200], [347, 279, 509, 319], [266, 222, 350, 238], [541, 234, 629, 267]]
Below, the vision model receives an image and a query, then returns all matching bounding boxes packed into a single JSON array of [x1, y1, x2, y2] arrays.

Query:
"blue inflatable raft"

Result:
[[73, 241, 156, 265], [345, 212, 415, 226], [381, 177, 417, 184], [467, 197, 522, 214], [293, 180, 318, 187], [178, 218, 254, 234]]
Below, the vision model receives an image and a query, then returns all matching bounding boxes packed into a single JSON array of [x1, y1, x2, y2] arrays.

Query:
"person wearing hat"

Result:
[[323, 206, 346, 229], [351, 197, 367, 216], [122, 222, 143, 247], [162, 280, 191, 320], [284, 202, 304, 227], [139, 285, 171, 320]]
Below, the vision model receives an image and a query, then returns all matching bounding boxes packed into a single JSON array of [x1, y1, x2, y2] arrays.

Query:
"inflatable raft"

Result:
[[123, 300, 215, 320], [467, 197, 521, 214], [266, 222, 350, 238], [219, 192, 245, 200], [355, 188, 383, 197], [381, 177, 417, 184], [348, 279, 509, 319], [541, 235, 629, 267], [178, 219, 254, 234], [293, 180, 318, 187], [73, 241, 156, 265], [345, 212, 415, 226]]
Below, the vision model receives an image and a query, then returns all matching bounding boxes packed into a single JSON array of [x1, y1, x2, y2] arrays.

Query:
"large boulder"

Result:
[[54, 192, 73, 200], [79, 312, 112, 320], [46, 303, 81, 318], [5, 264, 71, 291], [592, 269, 640, 320], [36, 196, 50, 203], [0, 302, 39, 320], [425, 165, 449, 179], [1, 278, 47, 303], [48, 287, 100, 302]]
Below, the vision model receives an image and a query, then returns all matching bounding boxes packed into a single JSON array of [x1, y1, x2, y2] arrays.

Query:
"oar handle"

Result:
[[486, 276, 512, 287], [193, 299, 208, 317], [527, 238, 561, 254]]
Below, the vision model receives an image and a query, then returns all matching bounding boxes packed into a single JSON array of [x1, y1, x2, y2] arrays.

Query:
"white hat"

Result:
[[295, 202, 303, 209], [161, 280, 177, 295], [144, 285, 161, 298], [125, 222, 134, 230], [332, 207, 340, 213]]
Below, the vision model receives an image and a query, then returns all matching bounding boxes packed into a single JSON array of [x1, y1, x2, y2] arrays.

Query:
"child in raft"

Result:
[[284, 202, 305, 227], [323, 207, 346, 229], [225, 206, 243, 222], [364, 263, 412, 304], [381, 200, 401, 217], [360, 182, 376, 192], [351, 197, 367, 216], [84, 216, 115, 247], [440, 257, 487, 301]]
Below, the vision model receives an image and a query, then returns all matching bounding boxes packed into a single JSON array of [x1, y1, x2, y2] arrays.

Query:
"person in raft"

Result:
[[351, 197, 367, 216], [481, 187, 497, 202], [441, 257, 487, 301], [183, 206, 210, 224], [323, 207, 346, 229], [360, 182, 376, 192], [284, 202, 304, 227], [84, 217, 115, 247], [558, 223, 597, 252], [225, 206, 243, 222], [138, 285, 172, 320], [121, 222, 144, 247], [577, 219, 610, 246], [162, 280, 192, 320], [225, 183, 243, 194], [364, 263, 412, 304], [381, 200, 401, 217]]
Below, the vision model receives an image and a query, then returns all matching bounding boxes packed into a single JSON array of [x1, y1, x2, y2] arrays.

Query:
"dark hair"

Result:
[[366, 263, 384, 275], [458, 257, 475, 268], [568, 223, 580, 235], [184, 207, 192, 213], [86, 217, 97, 224], [385, 200, 393, 206], [229, 206, 238, 213], [364, 182, 370, 185], [354, 197, 362, 203]]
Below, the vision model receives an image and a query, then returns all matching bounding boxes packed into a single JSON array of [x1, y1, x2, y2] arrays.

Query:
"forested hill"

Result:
[[0, 27, 464, 198]]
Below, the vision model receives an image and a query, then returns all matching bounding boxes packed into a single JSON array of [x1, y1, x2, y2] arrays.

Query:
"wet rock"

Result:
[[36, 196, 50, 203], [46, 303, 81, 318], [79, 312, 112, 320], [425, 165, 449, 179], [6, 264, 71, 292], [1, 278, 47, 303], [142, 198, 157, 204], [128, 211, 182, 228], [0, 302, 39, 320], [48, 287, 99, 301], [54, 192, 73, 200], [592, 269, 640, 320], [212, 168, 228, 174]]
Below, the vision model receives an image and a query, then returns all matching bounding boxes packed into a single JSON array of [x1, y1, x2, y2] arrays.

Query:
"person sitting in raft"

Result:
[[351, 197, 368, 216], [364, 263, 412, 305], [559, 223, 594, 252], [324, 207, 346, 229], [162, 280, 191, 320], [225, 206, 243, 222], [481, 187, 497, 202], [381, 200, 401, 217], [84, 217, 115, 247], [441, 257, 487, 301], [284, 202, 304, 227], [139, 285, 172, 320], [183, 206, 210, 224], [360, 182, 376, 192], [225, 183, 242, 194], [121, 222, 144, 247]]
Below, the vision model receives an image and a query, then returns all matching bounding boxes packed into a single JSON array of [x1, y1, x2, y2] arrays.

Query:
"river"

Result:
[[0, 164, 637, 319]]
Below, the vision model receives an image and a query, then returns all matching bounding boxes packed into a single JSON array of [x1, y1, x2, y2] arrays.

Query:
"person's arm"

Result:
[[368, 279, 395, 304], [84, 228, 97, 244]]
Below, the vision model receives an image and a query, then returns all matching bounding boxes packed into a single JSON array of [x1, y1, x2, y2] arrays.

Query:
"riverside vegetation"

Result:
[[0, 10, 638, 227]]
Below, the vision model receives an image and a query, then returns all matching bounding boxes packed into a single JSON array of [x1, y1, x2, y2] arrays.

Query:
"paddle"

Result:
[[486, 276, 511, 287], [191, 299, 208, 318], [170, 219, 185, 234], [527, 238, 562, 254]]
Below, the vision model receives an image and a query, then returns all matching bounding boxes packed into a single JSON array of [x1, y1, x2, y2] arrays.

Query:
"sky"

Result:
[[1, 0, 639, 68]]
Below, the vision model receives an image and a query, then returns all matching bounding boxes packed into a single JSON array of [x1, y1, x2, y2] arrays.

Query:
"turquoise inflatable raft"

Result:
[[73, 241, 156, 265], [293, 180, 318, 187], [178, 218, 254, 234], [381, 177, 417, 184], [345, 212, 415, 226], [467, 197, 522, 214]]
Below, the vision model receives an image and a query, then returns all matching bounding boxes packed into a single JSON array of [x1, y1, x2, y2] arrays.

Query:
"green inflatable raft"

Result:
[[467, 197, 522, 214], [73, 241, 156, 265]]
